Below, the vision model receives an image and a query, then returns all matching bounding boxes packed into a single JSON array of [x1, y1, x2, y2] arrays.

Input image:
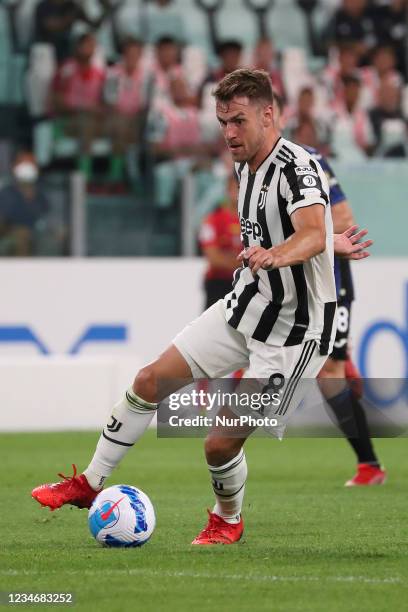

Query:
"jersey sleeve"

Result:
[[281, 159, 330, 217], [318, 155, 347, 206]]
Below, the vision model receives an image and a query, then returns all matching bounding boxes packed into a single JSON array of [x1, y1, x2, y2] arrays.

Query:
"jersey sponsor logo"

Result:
[[258, 183, 269, 210], [302, 175, 317, 187], [240, 216, 264, 240], [295, 166, 317, 176]]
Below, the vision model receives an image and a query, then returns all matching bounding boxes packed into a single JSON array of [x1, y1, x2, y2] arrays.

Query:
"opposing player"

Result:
[[273, 94, 385, 486], [32, 70, 372, 544], [199, 173, 241, 310], [312, 156, 385, 486]]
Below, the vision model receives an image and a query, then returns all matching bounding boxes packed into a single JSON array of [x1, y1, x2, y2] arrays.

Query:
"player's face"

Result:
[[216, 96, 273, 164]]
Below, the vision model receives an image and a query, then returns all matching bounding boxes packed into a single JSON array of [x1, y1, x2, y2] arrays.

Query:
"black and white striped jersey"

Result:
[[224, 136, 337, 355]]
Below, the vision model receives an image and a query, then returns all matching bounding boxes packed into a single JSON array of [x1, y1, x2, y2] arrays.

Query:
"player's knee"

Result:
[[132, 366, 158, 404], [204, 436, 242, 467]]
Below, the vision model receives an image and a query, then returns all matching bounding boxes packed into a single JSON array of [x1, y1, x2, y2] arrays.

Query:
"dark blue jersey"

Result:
[[302, 146, 354, 302]]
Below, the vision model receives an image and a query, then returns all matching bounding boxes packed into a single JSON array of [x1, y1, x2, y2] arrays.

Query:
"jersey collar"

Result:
[[249, 136, 282, 175]]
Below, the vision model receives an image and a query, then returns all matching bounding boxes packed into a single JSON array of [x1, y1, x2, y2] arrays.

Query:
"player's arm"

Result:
[[202, 245, 241, 272], [239, 204, 326, 273], [331, 199, 355, 233], [318, 155, 354, 234], [334, 225, 373, 260]]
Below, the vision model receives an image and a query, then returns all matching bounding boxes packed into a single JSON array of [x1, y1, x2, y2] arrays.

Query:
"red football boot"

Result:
[[31, 464, 99, 510], [345, 463, 387, 487], [192, 510, 244, 545]]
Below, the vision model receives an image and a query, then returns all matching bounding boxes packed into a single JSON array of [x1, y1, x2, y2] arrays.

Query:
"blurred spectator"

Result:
[[292, 119, 329, 155], [370, 45, 403, 91], [104, 38, 147, 183], [198, 173, 241, 310], [252, 37, 285, 99], [34, 0, 115, 63], [286, 87, 331, 153], [149, 75, 203, 159], [371, 0, 407, 78], [50, 32, 105, 178], [148, 74, 214, 207], [199, 40, 243, 108], [153, 36, 187, 101], [326, 0, 376, 61], [210, 40, 243, 83], [369, 79, 407, 157], [331, 75, 375, 158], [323, 43, 361, 102], [0, 153, 49, 256]]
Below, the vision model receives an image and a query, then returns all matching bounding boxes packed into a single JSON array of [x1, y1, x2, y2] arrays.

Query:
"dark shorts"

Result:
[[204, 278, 233, 310], [331, 298, 352, 361]]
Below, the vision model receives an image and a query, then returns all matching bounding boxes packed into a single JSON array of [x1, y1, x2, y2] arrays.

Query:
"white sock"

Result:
[[83, 388, 157, 490], [208, 448, 247, 524]]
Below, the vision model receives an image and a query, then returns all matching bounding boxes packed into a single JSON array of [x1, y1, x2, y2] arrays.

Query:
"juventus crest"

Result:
[[258, 184, 269, 209]]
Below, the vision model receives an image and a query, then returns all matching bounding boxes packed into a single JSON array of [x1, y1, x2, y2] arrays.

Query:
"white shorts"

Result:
[[173, 300, 328, 437]]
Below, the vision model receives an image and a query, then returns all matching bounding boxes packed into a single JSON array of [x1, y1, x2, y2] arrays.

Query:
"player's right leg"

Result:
[[31, 345, 193, 510]]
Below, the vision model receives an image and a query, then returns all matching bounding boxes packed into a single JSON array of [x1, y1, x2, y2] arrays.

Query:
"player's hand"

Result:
[[237, 246, 278, 274], [334, 225, 373, 260]]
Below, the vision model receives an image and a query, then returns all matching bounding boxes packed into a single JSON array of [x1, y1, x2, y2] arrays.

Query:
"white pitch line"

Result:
[[1, 569, 403, 585]]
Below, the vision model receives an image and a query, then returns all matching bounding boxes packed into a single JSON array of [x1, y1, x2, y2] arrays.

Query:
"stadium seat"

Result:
[[153, 160, 189, 209], [33, 119, 112, 167], [14, 0, 37, 51], [331, 116, 366, 162], [216, 0, 257, 50], [116, 0, 185, 43], [282, 47, 312, 103], [0, 5, 12, 104], [26, 43, 56, 118], [378, 119, 407, 157], [183, 45, 208, 93]]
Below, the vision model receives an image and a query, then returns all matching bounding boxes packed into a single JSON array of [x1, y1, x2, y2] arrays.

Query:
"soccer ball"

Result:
[[88, 485, 156, 547]]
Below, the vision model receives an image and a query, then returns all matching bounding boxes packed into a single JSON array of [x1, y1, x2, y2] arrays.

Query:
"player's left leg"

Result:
[[192, 409, 254, 545], [192, 339, 329, 545]]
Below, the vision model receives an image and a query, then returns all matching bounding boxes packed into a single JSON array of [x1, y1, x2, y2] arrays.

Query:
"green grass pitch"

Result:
[[1, 431, 407, 612]]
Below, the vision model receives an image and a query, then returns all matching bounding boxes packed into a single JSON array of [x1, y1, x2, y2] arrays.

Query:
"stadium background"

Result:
[[0, 0, 406, 429], [1, 2, 408, 611]]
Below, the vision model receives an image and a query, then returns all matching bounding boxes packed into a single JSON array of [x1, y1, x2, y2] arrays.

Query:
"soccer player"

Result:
[[199, 173, 241, 310], [32, 70, 372, 544], [273, 93, 386, 486]]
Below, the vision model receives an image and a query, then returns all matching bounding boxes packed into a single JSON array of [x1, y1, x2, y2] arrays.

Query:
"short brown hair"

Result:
[[213, 69, 274, 105]]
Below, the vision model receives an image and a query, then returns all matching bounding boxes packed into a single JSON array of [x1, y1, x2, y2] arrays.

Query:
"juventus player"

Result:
[[32, 70, 373, 545]]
